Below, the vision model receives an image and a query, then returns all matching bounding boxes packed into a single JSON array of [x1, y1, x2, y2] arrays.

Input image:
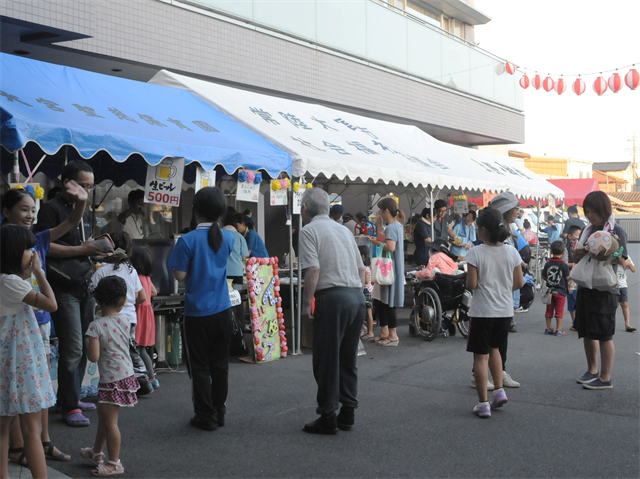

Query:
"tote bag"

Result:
[[372, 250, 395, 286], [571, 255, 618, 291], [541, 287, 553, 305]]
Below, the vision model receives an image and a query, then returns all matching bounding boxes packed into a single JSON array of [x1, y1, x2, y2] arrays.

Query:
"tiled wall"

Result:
[[1, 0, 523, 144]]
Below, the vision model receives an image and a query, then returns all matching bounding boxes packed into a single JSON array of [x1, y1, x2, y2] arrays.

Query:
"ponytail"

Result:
[[207, 222, 223, 254], [192, 186, 227, 254], [476, 208, 509, 244]]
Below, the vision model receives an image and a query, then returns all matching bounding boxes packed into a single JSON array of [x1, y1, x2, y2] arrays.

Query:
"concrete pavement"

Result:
[[20, 244, 640, 479]]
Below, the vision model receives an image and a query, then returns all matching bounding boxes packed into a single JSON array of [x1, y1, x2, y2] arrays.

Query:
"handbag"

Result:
[[541, 287, 553, 305], [371, 250, 395, 286], [570, 255, 618, 291]]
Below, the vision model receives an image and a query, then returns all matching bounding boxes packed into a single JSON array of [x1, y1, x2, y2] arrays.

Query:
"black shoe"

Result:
[[190, 415, 218, 431], [303, 415, 338, 435], [136, 378, 154, 396], [509, 320, 517, 333], [337, 406, 355, 431], [215, 411, 225, 427]]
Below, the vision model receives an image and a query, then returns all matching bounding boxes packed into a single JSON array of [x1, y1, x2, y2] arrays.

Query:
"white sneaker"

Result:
[[514, 306, 528, 313], [502, 371, 520, 388], [470, 374, 495, 391]]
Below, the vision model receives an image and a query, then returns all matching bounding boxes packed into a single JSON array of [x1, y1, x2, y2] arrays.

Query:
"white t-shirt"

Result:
[[123, 215, 144, 240], [0, 274, 32, 316], [617, 257, 634, 289], [85, 314, 134, 384], [465, 244, 523, 318], [91, 263, 143, 323]]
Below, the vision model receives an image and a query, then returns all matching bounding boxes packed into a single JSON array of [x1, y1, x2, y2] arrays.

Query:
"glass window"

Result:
[[407, 0, 441, 25]]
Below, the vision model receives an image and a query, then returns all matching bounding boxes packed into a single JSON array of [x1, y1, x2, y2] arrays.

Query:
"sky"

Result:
[[474, 0, 640, 167]]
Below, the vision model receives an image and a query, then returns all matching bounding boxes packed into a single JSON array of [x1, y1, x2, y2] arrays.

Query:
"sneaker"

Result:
[[576, 371, 599, 384], [303, 415, 338, 435], [502, 371, 520, 388], [582, 378, 612, 390], [473, 401, 491, 418], [544, 328, 555, 335], [490, 388, 508, 409], [190, 415, 217, 431], [514, 307, 528, 314], [555, 329, 566, 336], [509, 320, 517, 332], [151, 379, 160, 389], [470, 375, 495, 391]]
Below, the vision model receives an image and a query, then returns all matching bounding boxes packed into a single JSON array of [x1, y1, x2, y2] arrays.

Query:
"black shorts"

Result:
[[466, 317, 511, 355], [575, 288, 617, 342]]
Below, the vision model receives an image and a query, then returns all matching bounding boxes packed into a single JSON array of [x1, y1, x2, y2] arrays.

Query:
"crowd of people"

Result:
[[0, 164, 635, 477]]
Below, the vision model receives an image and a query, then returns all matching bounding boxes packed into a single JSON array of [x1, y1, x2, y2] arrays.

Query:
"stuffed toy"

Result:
[[584, 231, 620, 262]]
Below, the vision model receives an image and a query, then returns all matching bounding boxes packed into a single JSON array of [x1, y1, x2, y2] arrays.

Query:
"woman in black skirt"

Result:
[[572, 192, 628, 390]]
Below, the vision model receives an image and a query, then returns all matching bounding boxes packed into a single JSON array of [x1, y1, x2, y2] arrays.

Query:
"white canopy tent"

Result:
[[150, 70, 563, 201]]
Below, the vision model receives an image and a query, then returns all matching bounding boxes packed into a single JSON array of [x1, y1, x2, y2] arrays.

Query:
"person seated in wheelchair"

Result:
[[415, 238, 459, 280]]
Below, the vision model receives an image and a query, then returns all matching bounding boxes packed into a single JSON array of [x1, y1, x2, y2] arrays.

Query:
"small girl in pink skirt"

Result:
[[80, 276, 139, 476]]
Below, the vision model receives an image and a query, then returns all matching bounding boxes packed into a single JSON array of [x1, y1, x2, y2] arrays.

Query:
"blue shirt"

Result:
[[226, 229, 249, 277], [246, 229, 269, 258], [33, 230, 51, 325], [543, 224, 560, 243], [451, 222, 476, 257], [168, 224, 234, 316]]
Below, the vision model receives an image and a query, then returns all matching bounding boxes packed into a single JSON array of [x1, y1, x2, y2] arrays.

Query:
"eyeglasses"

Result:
[[78, 183, 95, 192]]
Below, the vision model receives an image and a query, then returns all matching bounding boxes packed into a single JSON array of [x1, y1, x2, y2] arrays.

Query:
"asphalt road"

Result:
[[27, 244, 640, 479]]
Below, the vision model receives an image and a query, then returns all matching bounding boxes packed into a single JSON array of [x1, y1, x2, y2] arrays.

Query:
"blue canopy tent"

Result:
[[0, 53, 292, 185]]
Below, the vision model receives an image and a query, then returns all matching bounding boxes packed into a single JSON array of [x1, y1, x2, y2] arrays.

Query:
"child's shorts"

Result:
[[545, 293, 566, 318], [364, 291, 373, 309], [466, 317, 511, 355], [98, 376, 140, 407], [618, 287, 628, 304], [567, 290, 578, 312]]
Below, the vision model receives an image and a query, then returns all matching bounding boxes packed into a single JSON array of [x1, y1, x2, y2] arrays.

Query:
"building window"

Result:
[[442, 16, 465, 39], [407, 0, 441, 25]]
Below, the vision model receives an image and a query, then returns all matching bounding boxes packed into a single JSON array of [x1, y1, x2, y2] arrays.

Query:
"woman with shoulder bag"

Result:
[[369, 197, 405, 347], [573, 191, 628, 390]]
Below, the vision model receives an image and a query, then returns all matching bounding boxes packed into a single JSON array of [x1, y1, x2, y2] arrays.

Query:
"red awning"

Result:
[[519, 178, 599, 207]]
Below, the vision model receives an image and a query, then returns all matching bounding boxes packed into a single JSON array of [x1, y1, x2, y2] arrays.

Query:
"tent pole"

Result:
[[561, 198, 565, 236], [429, 187, 434, 239], [13, 151, 19, 183], [536, 200, 541, 288], [296, 198, 303, 354], [288, 190, 296, 355]]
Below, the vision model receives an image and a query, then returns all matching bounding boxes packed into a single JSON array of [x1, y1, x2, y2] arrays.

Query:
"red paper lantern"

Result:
[[554, 78, 568, 95], [608, 73, 623, 93], [572, 78, 586, 95], [519, 74, 530, 89], [542, 76, 555, 92], [505, 61, 516, 75], [532, 74, 542, 90], [593, 76, 608, 96], [625, 69, 639, 90]]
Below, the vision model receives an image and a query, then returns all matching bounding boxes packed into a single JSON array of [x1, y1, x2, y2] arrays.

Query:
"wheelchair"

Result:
[[408, 272, 471, 341]]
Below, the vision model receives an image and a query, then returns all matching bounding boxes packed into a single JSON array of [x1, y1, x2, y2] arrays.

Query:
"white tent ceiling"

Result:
[[150, 70, 563, 201]]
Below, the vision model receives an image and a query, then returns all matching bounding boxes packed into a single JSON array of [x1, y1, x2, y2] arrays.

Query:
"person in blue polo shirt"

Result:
[[169, 187, 234, 432], [542, 215, 560, 243], [235, 213, 269, 258]]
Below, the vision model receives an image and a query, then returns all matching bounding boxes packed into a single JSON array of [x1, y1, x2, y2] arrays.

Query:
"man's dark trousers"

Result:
[[312, 287, 366, 417]]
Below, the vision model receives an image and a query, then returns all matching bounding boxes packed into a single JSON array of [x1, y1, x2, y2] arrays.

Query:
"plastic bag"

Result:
[[570, 255, 618, 291]]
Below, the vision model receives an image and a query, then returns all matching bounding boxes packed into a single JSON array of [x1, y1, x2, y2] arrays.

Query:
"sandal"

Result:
[[80, 447, 105, 467], [371, 335, 387, 343], [8, 447, 28, 467], [626, 326, 637, 332], [377, 338, 399, 347], [92, 459, 124, 476], [63, 409, 90, 427], [360, 332, 374, 340], [43, 441, 71, 461]]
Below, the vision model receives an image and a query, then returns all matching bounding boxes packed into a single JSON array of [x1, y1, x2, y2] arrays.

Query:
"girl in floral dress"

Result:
[[0, 224, 58, 479], [81, 276, 139, 476]]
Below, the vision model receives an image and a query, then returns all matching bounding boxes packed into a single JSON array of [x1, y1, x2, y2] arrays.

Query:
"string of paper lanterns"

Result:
[[501, 61, 639, 96]]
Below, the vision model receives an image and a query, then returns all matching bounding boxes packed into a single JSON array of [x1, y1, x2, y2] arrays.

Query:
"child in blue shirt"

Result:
[[542, 216, 560, 243], [169, 187, 235, 432]]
